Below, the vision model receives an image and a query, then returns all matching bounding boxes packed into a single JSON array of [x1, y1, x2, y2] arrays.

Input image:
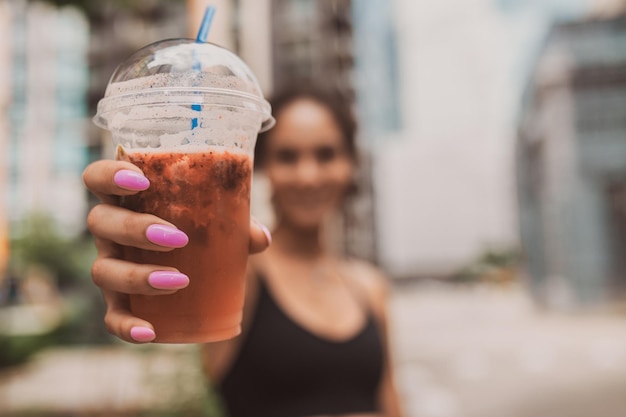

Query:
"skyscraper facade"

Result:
[[3, 1, 89, 238]]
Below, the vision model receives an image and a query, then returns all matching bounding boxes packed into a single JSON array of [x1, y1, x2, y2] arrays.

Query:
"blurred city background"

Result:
[[2, 0, 626, 416]]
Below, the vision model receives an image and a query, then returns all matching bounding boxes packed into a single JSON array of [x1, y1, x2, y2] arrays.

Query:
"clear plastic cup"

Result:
[[94, 39, 274, 343]]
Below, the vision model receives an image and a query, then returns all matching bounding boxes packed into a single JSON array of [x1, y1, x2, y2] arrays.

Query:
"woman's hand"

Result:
[[83, 159, 271, 343]]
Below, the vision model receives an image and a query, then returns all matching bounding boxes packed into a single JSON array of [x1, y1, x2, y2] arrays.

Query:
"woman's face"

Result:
[[263, 98, 354, 231]]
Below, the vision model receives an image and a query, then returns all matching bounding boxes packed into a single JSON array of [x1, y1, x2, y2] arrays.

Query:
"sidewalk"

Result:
[[1, 281, 626, 416], [392, 281, 626, 417], [0, 344, 209, 415]]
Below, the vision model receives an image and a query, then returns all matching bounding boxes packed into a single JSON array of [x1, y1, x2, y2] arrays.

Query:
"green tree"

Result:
[[10, 212, 94, 289]]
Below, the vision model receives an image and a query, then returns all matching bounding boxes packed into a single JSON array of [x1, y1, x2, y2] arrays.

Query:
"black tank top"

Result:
[[218, 275, 385, 417]]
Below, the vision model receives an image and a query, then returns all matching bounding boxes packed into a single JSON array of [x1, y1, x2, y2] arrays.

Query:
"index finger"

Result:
[[83, 159, 149, 204]]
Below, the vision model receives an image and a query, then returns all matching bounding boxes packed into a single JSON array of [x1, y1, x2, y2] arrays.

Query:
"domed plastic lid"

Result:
[[94, 38, 274, 132]]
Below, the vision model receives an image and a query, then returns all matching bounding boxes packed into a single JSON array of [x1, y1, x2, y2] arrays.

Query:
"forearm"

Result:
[[379, 369, 405, 417]]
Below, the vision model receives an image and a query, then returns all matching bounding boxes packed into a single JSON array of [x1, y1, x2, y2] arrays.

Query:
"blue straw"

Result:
[[192, 6, 216, 129], [196, 6, 216, 43]]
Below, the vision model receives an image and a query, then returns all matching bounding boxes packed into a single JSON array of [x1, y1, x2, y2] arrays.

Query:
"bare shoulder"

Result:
[[341, 258, 390, 314]]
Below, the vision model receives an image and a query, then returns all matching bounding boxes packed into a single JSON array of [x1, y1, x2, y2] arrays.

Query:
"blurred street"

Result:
[[2, 279, 626, 417], [0, 342, 210, 416], [393, 281, 626, 417]]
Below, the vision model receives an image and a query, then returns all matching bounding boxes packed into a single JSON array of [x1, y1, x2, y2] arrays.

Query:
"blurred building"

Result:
[[0, 2, 12, 279], [6, 0, 611, 286], [0, 1, 191, 259], [271, 0, 354, 96], [518, 14, 626, 307], [372, 0, 521, 278], [188, 0, 380, 260], [2, 1, 89, 238], [195, 0, 536, 275], [189, 0, 355, 97], [352, 0, 401, 139], [88, 2, 187, 161]]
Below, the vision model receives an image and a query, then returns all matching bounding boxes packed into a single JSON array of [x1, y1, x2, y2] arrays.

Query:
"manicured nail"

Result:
[[253, 219, 272, 245], [146, 224, 189, 248], [130, 326, 156, 343], [149, 271, 189, 290], [260, 224, 272, 245], [114, 170, 150, 191]]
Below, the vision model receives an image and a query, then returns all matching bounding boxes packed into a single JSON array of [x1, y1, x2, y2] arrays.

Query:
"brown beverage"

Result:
[[94, 38, 274, 343], [120, 149, 252, 343]]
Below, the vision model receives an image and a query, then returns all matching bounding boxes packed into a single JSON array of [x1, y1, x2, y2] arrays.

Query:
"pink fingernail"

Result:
[[146, 224, 189, 248], [149, 271, 189, 290], [114, 170, 150, 191], [252, 217, 272, 245], [130, 326, 155, 343], [259, 223, 272, 245]]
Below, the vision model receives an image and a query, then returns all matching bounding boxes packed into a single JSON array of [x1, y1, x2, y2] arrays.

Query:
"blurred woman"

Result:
[[83, 85, 404, 417]]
